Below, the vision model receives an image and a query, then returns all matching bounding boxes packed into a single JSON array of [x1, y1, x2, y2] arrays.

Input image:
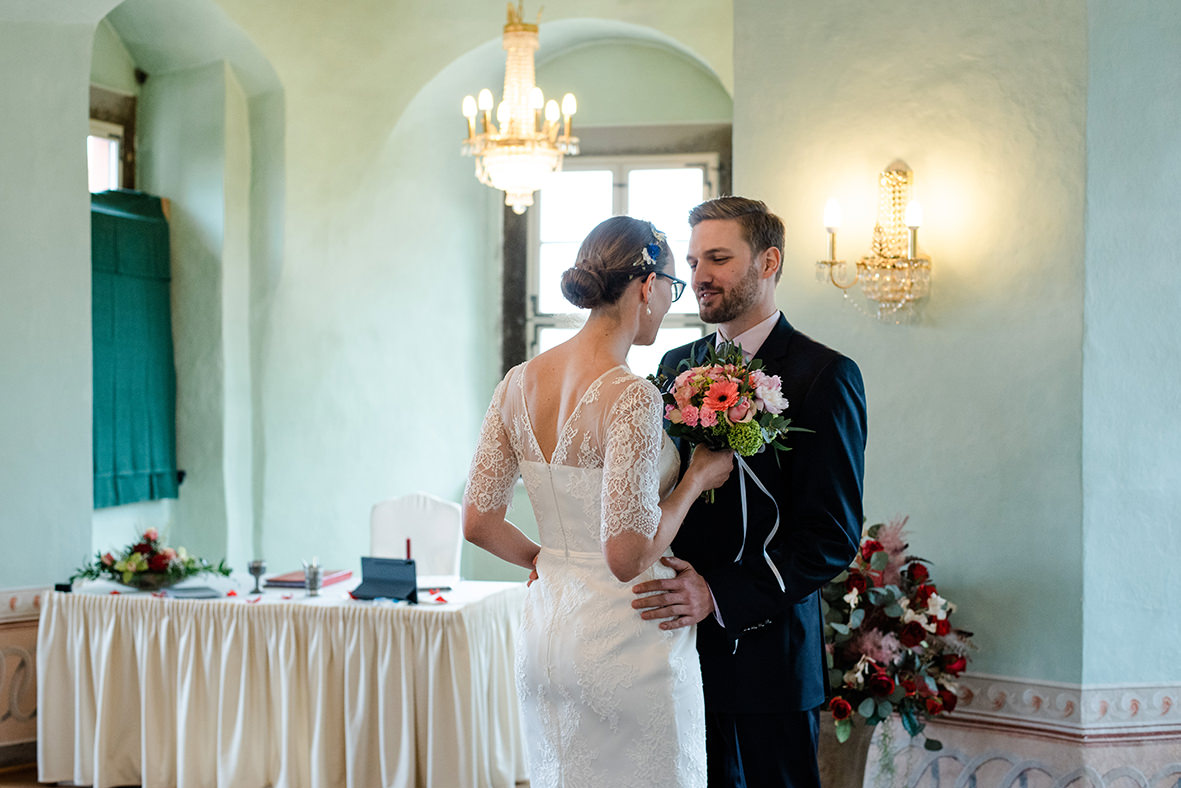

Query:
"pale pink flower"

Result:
[[876, 516, 910, 586], [665, 405, 684, 424], [101, 552, 115, 566], [143, 528, 159, 542], [727, 399, 753, 424], [851, 629, 903, 666], [681, 404, 700, 427], [699, 408, 717, 427], [752, 372, 788, 415]]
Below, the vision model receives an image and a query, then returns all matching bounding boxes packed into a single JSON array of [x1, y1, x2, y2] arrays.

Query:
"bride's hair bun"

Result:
[[560, 264, 608, 309], [559, 216, 672, 310]]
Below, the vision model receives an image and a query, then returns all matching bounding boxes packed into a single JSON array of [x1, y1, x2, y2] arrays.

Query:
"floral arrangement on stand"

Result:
[[70, 528, 231, 590], [822, 517, 975, 752]]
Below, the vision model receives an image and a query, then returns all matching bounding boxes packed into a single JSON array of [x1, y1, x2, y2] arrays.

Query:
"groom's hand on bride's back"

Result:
[[631, 556, 713, 630]]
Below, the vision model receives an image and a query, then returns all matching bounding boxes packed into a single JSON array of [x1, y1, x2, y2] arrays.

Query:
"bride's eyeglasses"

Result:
[[651, 271, 687, 302]]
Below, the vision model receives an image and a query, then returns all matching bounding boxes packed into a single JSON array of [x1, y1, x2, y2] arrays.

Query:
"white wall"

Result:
[[734, 0, 1087, 683], [1082, 0, 1181, 685], [0, 19, 101, 587]]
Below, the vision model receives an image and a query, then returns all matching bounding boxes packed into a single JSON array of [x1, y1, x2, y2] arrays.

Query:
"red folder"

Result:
[[264, 569, 352, 589]]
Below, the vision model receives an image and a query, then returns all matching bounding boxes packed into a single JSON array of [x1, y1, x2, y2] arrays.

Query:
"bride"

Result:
[[463, 216, 733, 788]]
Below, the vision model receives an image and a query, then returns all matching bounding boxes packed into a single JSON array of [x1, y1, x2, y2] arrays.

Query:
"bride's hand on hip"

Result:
[[686, 445, 734, 493]]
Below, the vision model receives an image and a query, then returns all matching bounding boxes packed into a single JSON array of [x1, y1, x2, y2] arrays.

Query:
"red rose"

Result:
[[941, 654, 968, 675], [925, 696, 944, 715], [913, 584, 937, 607], [899, 621, 928, 648], [933, 618, 952, 636], [866, 670, 895, 698], [901, 677, 917, 695], [132, 542, 153, 555], [148, 553, 171, 572], [907, 562, 930, 583], [845, 571, 868, 594], [829, 697, 853, 721], [860, 539, 884, 562], [938, 687, 959, 713], [101, 552, 115, 566]]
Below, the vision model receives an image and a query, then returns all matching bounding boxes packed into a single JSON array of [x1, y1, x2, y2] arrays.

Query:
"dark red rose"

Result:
[[941, 654, 968, 675], [907, 562, 930, 583], [845, 571, 868, 594], [938, 687, 959, 713], [148, 553, 171, 572], [829, 697, 853, 721], [860, 539, 884, 562], [132, 542, 153, 555], [913, 584, 937, 606], [933, 618, 952, 636], [866, 670, 895, 698], [925, 696, 944, 715], [899, 621, 928, 648], [901, 677, 918, 695]]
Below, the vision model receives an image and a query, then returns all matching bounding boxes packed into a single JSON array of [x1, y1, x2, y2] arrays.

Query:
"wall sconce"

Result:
[[816, 161, 932, 322]]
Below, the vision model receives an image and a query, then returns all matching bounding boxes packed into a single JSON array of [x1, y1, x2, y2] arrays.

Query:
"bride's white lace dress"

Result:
[[465, 361, 706, 788]]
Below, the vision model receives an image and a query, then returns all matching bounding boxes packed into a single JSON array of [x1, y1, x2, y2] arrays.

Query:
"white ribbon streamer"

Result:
[[733, 454, 786, 593]]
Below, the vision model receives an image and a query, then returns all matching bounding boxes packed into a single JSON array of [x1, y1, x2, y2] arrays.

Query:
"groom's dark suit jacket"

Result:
[[663, 314, 867, 713]]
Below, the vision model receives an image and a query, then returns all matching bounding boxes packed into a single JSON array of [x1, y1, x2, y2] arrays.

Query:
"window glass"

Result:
[[87, 135, 121, 193]]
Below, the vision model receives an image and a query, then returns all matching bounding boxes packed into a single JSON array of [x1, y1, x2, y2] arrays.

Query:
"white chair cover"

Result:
[[370, 492, 464, 578]]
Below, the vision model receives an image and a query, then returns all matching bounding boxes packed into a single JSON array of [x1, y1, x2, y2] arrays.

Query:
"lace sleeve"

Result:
[[463, 376, 519, 513], [600, 378, 663, 541]]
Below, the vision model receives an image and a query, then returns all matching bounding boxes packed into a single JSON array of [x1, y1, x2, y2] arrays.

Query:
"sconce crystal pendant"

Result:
[[816, 161, 932, 322], [461, 2, 578, 214]]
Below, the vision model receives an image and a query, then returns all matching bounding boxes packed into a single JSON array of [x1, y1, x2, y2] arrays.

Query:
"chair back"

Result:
[[369, 492, 463, 578]]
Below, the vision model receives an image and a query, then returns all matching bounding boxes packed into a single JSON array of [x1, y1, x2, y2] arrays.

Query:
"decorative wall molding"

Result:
[[949, 673, 1181, 742], [0, 587, 47, 624]]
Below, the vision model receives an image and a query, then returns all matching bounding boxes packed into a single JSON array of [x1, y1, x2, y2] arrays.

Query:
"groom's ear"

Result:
[[759, 247, 782, 280]]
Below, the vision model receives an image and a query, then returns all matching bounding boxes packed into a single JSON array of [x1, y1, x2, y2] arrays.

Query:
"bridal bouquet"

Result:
[[70, 528, 231, 590], [649, 341, 803, 495], [821, 517, 975, 751]]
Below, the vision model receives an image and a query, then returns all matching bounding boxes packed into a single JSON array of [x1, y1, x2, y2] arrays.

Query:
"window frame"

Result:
[[523, 152, 721, 360]]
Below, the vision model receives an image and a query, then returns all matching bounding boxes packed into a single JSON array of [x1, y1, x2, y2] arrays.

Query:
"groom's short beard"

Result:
[[697, 258, 762, 325]]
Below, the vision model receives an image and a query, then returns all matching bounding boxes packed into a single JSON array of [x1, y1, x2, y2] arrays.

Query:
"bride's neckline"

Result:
[[519, 360, 628, 466]]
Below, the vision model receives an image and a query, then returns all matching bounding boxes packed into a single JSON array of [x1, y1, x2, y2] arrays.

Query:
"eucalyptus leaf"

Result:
[[900, 706, 921, 737], [830, 622, 849, 635], [884, 603, 904, 618], [836, 718, 851, 743], [870, 550, 889, 571], [849, 608, 865, 629], [867, 588, 888, 605], [857, 697, 876, 719], [876, 700, 892, 719], [829, 668, 844, 686]]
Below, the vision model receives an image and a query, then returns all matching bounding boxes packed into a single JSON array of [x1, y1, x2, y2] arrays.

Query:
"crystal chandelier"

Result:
[[816, 161, 932, 322], [461, 2, 578, 214]]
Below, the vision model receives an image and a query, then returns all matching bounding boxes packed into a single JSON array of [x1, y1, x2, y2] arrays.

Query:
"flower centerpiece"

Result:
[[70, 528, 231, 591], [650, 341, 805, 501], [821, 517, 975, 750]]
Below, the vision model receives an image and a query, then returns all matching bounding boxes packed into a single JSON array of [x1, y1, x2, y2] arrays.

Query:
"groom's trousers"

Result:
[[705, 707, 821, 788]]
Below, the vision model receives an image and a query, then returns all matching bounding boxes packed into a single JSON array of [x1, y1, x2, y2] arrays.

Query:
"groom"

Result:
[[632, 196, 867, 787]]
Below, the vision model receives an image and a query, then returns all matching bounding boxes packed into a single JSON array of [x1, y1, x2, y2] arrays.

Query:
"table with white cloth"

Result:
[[36, 579, 528, 788]]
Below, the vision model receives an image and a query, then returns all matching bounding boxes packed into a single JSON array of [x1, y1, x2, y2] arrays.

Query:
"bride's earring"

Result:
[[646, 304, 652, 316]]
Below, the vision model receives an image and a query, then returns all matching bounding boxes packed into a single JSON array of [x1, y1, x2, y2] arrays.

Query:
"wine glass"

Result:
[[248, 559, 266, 594]]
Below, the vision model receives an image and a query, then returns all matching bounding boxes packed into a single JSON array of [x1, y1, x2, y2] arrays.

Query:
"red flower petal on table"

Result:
[[226, 590, 238, 597], [109, 590, 120, 595], [703, 379, 739, 412]]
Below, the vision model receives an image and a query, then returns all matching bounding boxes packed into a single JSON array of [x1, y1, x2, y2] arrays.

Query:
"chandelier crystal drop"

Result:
[[461, 2, 578, 214]]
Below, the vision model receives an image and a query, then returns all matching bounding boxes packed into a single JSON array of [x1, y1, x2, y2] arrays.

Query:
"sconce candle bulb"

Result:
[[824, 198, 842, 261], [905, 199, 923, 259]]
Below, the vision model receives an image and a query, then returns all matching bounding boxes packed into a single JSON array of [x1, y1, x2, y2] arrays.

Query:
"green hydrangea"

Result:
[[727, 420, 765, 456]]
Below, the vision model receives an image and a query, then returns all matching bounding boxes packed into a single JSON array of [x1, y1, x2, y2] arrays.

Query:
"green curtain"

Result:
[[91, 191, 179, 508]]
